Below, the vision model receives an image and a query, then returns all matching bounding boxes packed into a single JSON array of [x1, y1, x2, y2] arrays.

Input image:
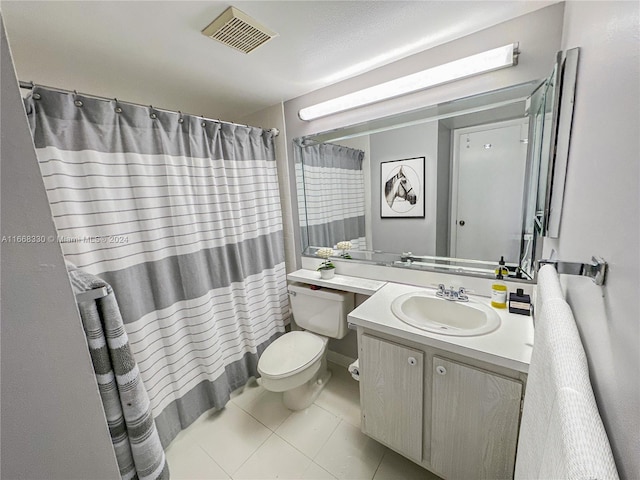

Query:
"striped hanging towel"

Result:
[[68, 264, 169, 480]]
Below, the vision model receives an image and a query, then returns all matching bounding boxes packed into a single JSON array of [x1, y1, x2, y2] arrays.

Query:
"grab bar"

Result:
[[536, 256, 607, 286]]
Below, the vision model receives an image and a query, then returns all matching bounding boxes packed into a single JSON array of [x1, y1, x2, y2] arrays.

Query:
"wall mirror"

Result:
[[295, 49, 578, 280]]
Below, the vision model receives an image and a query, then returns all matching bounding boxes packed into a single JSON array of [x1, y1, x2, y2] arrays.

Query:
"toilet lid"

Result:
[[258, 331, 325, 379]]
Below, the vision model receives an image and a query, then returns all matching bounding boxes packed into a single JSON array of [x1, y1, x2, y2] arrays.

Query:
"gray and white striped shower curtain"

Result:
[[26, 87, 288, 447], [295, 141, 366, 250]]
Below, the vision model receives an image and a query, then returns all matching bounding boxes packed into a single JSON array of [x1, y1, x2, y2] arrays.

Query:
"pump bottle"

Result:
[[491, 256, 508, 309]]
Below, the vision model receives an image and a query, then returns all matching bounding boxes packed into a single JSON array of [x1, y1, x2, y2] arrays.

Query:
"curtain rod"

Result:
[[18, 80, 280, 137]]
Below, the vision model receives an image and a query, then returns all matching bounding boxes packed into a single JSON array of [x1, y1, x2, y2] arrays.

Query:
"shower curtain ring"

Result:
[[114, 98, 123, 114], [73, 90, 83, 107], [178, 111, 184, 124], [149, 105, 157, 120]]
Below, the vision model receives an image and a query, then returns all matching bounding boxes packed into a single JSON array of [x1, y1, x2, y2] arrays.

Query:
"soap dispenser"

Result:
[[491, 256, 508, 309]]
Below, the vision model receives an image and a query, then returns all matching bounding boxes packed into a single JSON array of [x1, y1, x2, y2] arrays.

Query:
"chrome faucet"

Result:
[[436, 284, 469, 302]]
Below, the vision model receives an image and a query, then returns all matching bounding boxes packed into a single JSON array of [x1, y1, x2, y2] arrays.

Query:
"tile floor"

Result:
[[165, 362, 442, 480]]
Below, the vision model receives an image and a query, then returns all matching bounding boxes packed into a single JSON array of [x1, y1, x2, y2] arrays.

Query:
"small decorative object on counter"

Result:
[[509, 288, 532, 316], [336, 241, 352, 259], [491, 256, 509, 309], [316, 247, 336, 279]]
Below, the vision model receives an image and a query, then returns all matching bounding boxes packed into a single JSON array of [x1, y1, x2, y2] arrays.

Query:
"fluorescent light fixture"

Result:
[[299, 43, 519, 121]]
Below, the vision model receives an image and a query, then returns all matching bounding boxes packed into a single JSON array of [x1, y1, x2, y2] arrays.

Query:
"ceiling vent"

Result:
[[201, 6, 278, 54]]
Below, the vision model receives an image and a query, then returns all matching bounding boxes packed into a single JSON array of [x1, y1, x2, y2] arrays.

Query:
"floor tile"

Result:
[[372, 449, 443, 480], [276, 403, 340, 458], [230, 378, 266, 409], [314, 421, 386, 480], [315, 364, 362, 428], [238, 389, 292, 431], [233, 433, 313, 479], [166, 440, 230, 480], [300, 462, 338, 480], [165, 360, 369, 479], [189, 402, 271, 475]]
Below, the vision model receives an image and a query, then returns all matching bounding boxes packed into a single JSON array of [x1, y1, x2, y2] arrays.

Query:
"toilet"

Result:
[[257, 283, 354, 410]]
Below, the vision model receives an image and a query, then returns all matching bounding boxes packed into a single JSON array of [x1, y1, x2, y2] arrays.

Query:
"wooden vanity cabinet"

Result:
[[358, 329, 526, 480], [360, 334, 424, 462]]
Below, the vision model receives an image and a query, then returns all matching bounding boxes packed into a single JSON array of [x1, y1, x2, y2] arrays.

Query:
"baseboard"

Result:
[[327, 350, 356, 368]]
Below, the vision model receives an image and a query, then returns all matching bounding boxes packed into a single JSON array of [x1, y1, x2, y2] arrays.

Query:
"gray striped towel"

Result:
[[68, 264, 169, 480]]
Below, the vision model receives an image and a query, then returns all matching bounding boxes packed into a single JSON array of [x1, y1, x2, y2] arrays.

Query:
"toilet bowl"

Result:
[[258, 330, 331, 410], [257, 283, 354, 410]]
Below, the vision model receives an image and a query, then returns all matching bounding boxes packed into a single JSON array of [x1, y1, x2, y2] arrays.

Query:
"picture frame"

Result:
[[380, 157, 425, 218]]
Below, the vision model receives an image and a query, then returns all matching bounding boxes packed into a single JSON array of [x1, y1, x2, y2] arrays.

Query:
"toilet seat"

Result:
[[258, 331, 326, 379]]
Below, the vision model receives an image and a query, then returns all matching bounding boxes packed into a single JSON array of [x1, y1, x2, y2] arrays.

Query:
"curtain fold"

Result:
[[295, 141, 366, 250], [26, 87, 288, 448], [68, 265, 169, 480]]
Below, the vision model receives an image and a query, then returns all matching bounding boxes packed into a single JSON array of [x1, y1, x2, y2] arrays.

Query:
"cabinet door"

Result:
[[360, 334, 424, 461], [431, 356, 522, 480]]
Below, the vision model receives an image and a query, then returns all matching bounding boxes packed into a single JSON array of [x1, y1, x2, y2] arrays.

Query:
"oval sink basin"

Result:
[[391, 292, 501, 336]]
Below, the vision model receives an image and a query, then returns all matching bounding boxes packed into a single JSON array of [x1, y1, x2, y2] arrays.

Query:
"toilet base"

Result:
[[282, 360, 332, 410]]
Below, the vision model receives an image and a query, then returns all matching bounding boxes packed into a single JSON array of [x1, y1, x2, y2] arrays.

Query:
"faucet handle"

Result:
[[457, 286, 472, 302], [434, 284, 446, 297]]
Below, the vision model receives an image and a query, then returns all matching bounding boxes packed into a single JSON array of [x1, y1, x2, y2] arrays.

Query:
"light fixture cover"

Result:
[[299, 43, 518, 121], [202, 6, 278, 54]]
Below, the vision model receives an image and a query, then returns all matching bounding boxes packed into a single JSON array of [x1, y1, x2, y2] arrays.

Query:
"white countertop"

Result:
[[287, 269, 387, 296], [348, 282, 534, 373]]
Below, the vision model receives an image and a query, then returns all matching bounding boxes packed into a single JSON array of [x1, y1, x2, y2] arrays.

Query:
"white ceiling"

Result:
[[1, 1, 557, 121]]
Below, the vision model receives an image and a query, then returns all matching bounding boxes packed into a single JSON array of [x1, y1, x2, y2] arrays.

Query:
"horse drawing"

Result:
[[384, 166, 417, 208]]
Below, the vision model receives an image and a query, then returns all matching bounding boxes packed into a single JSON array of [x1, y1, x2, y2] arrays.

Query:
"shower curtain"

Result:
[[295, 141, 366, 250], [25, 87, 288, 447]]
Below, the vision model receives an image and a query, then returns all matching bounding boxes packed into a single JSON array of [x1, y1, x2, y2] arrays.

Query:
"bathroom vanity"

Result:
[[287, 270, 534, 480], [348, 281, 533, 480]]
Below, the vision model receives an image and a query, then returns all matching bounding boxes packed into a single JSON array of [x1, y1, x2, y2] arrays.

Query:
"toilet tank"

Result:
[[288, 283, 355, 339]]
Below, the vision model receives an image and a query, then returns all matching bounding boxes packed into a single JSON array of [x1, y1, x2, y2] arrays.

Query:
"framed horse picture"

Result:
[[380, 157, 425, 218]]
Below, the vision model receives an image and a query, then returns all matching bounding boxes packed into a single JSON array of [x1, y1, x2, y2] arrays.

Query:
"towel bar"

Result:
[[536, 256, 607, 286], [75, 286, 109, 303]]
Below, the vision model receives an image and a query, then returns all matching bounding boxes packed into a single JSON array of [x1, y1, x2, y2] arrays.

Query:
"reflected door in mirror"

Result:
[[451, 119, 528, 263]]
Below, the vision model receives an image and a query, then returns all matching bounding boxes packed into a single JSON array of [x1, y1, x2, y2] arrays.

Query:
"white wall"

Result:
[[546, 2, 640, 478], [284, 2, 565, 268], [370, 122, 439, 254], [0, 15, 120, 479]]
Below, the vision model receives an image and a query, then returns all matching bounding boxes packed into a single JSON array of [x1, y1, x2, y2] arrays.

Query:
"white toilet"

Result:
[[257, 283, 354, 410]]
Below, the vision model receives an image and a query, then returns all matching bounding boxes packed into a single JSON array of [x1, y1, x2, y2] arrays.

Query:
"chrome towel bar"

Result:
[[536, 257, 607, 286], [75, 286, 109, 303]]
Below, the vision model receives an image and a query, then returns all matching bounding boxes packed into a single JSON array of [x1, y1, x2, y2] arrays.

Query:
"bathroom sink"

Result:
[[390, 292, 501, 336]]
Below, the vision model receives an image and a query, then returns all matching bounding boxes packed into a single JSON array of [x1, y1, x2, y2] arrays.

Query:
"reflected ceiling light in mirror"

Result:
[[299, 43, 519, 121]]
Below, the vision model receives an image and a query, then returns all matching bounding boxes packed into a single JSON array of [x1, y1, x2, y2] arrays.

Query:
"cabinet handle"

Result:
[[408, 357, 417, 366], [436, 365, 447, 375]]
